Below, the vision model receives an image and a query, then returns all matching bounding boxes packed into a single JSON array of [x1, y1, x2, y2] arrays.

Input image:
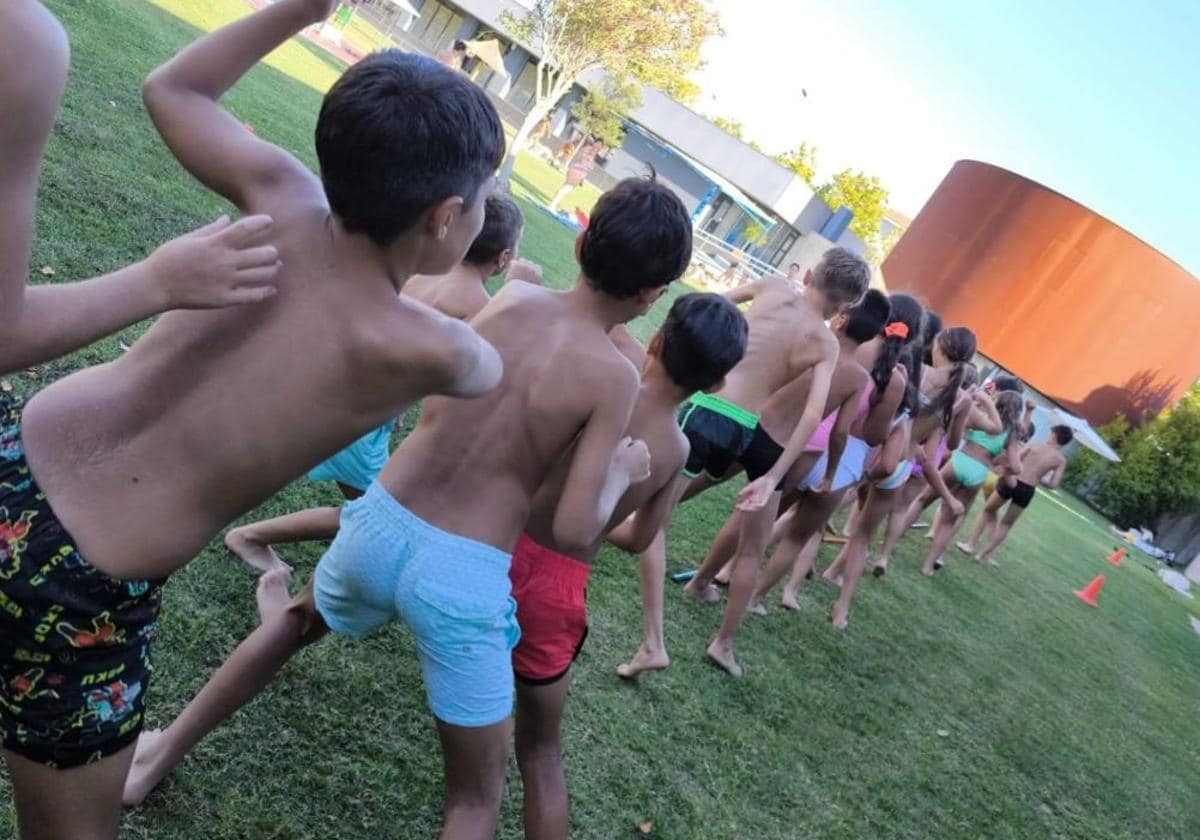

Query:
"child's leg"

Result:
[[874, 485, 934, 573], [6, 744, 133, 840], [683, 509, 746, 603], [831, 489, 893, 630], [699, 510, 740, 586], [515, 676, 573, 840], [978, 504, 1024, 565], [438, 718, 512, 840], [751, 490, 841, 611], [781, 532, 822, 609], [958, 492, 1003, 554], [706, 494, 779, 678], [225, 506, 342, 571], [923, 487, 975, 574], [616, 526, 671, 678], [121, 584, 328, 807]]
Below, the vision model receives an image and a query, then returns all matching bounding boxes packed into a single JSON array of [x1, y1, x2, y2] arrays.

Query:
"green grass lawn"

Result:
[[6, 1, 1200, 838]]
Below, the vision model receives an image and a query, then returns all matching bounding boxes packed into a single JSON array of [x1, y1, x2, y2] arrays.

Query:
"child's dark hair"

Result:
[[922, 326, 977, 429], [994, 390, 1024, 439], [580, 176, 692, 298], [464, 194, 523, 269], [1052, 425, 1074, 446], [658, 293, 748, 392], [316, 51, 504, 246], [993, 374, 1023, 393], [844, 289, 891, 344], [922, 310, 943, 365], [873, 293, 923, 414]]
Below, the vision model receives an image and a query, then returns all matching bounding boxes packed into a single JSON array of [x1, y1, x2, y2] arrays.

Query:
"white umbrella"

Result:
[[465, 38, 509, 78], [1044, 407, 1121, 462]]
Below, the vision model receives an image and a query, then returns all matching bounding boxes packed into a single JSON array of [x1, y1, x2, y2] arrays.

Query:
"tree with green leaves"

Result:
[[710, 115, 745, 139], [569, 78, 640, 150], [817, 169, 888, 245], [1065, 384, 1200, 528], [775, 142, 818, 187], [498, 0, 721, 184]]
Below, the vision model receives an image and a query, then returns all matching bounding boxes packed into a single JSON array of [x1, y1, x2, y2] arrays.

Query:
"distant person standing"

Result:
[[435, 39, 468, 71], [549, 140, 603, 211]]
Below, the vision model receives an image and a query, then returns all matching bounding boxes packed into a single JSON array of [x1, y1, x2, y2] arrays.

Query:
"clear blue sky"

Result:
[[700, 0, 1200, 275]]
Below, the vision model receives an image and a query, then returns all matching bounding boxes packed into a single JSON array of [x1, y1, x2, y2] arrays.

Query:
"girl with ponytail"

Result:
[[882, 344, 1028, 575], [802, 295, 923, 629], [873, 326, 991, 575]]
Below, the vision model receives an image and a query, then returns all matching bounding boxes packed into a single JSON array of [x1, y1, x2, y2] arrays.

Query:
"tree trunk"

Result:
[[497, 97, 559, 186]]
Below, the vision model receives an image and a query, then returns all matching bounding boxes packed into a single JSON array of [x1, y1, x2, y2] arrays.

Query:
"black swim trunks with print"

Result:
[[0, 395, 163, 768]]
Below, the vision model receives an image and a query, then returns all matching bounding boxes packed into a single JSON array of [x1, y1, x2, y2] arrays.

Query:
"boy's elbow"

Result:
[[551, 516, 594, 555], [446, 334, 502, 398], [141, 69, 173, 118]]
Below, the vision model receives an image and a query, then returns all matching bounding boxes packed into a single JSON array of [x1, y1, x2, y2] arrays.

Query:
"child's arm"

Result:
[[5, 216, 280, 374], [0, 3, 280, 374], [916, 433, 964, 517], [737, 335, 837, 511], [816, 382, 863, 492], [618, 456, 689, 554], [552, 366, 644, 552], [141, 0, 336, 212], [724, 279, 762, 305], [860, 366, 905, 446], [969, 390, 1004, 435], [1045, 455, 1066, 489]]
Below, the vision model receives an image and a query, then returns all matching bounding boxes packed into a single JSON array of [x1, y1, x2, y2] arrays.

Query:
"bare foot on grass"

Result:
[[616, 645, 670, 679], [706, 639, 743, 678], [684, 578, 721, 604], [780, 588, 801, 610], [256, 567, 293, 624]]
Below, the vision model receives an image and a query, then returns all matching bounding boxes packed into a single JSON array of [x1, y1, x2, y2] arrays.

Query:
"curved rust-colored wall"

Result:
[[883, 160, 1200, 425]]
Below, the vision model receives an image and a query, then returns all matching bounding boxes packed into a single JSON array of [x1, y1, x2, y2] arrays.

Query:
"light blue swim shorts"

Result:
[[307, 424, 392, 492], [313, 482, 519, 728]]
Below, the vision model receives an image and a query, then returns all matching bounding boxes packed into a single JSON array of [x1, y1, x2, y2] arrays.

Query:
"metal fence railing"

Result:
[[688, 228, 779, 291]]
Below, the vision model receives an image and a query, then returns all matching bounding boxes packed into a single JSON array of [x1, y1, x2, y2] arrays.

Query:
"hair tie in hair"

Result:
[[884, 322, 909, 340]]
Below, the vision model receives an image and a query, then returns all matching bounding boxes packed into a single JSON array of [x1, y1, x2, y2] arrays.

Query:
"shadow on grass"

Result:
[[292, 35, 351, 75]]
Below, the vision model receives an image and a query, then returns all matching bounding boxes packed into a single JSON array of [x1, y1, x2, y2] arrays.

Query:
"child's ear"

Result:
[[495, 248, 514, 274], [636, 285, 668, 307], [574, 230, 586, 262], [647, 330, 664, 358], [427, 196, 464, 241]]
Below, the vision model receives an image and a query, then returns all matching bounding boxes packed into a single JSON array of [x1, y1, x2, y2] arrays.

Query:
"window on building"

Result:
[[507, 61, 538, 111], [766, 230, 799, 267]]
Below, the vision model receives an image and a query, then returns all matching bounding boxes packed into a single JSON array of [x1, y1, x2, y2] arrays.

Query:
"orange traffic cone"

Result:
[[1074, 575, 1106, 607], [1107, 547, 1125, 567]]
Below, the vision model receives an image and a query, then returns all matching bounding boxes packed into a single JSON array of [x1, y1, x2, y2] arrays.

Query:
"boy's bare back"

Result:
[[1018, 441, 1066, 485], [19, 4, 503, 579], [379, 281, 641, 551], [720, 275, 837, 411]]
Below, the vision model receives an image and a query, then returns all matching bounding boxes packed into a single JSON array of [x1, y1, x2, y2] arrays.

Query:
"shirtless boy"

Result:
[[679, 249, 870, 675], [956, 425, 1072, 565], [688, 290, 891, 610], [1, 2, 508, 836], [512, 293, 747, 839], [121, 176, 694, 839], [1, 1, 282, 377], [224, 193, 526, 572]]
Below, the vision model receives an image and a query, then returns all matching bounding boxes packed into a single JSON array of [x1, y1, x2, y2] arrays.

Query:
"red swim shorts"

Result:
[[509, 533, 590, 685]]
